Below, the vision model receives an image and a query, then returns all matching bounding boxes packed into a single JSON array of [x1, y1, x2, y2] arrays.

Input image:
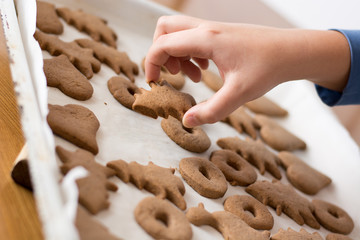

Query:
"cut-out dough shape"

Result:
[[56, 146, 117, 214], [245, 96, 288, 117], [47, 104, 100, 154], [57, 7, 117, 48], [179, 157, 227, 199], [326, 233, 353, 240], [44, 55, 93, 100], [246, 180, 320, 229], [132, 81, 196, 121], [76, 39, 139, 82], [135, 197, 192, 240], [201, 69, 223, 92], [278, 151, 331, 195], [36, 1, 63, 34], [107, 160, 186, 210], [161, 116, 211, 153], [217, 136, 281, 179], [186, 203, 270, 240], [223, 106, 257, 139], [254, 114, 306, 151], [107, 76, 140, 109], [34, 30, 101, 79], [271, 228, 323, 240]]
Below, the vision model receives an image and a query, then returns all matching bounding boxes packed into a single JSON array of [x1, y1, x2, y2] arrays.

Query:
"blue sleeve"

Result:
[[315, 29, 360, 106]]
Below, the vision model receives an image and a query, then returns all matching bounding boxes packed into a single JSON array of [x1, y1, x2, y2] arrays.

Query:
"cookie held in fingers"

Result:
[[186, 203, 270, 240], [142, 58, 185, 90], [76, 39, 139, 82], [36, 1, 63, 34], [107, 76, 140, 109], [278, 151, 331, 195], [210, 149, 257, 186], [223, 106, 257, 139], [217, 136, 281, 179], [254, 114, 306, 151], [224, 195, 274, 230], [161, 116, 211, 153], [47, 104, 100, 154], [107, 160, 186, 210], [246, 180, 320, 229], [271, 228, 323, 240], [56, 146, 117, 214], [44, 55, 93, 100], [179, 157, 227, 199], [34, 31, 101, 79], [132, 80, 196, 121], [57, 7, 117, 48], [245, 96, 288, 117], [135, 197, 192, 240], [312, 199, 354, 235]]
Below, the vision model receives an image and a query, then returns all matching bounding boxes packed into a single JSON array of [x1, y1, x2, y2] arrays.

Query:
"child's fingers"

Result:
[[153, 15, 201, 41], [145, 28, 214, 82], [183, 74, 244, 127]]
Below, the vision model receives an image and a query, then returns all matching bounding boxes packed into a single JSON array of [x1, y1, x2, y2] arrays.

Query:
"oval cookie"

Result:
[[179, 157, 227, 199], [224, 195, 274, 230], [312, 199, 354, 235], [210, 149, 257, 186], [134, 197, 192, 240], [161, 116, 211, 153]]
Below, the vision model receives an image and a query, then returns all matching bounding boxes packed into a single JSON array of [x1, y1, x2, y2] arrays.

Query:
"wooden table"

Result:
[[0, 18, 43, 240]]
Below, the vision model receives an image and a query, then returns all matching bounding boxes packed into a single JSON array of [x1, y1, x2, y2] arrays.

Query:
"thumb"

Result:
[[183, 74, 245, 128]]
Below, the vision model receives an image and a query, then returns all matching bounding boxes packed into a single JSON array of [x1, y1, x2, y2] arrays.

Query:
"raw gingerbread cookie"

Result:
[[312, 199, 354, 235], [107, 160, 186, 210], [56, 7, 117, 48], [107, 76, 140, 109], [141, 58, 185, 90], [11, 159, 33, 191], [201, 69, 223, 92], [245, 96, 288, 117], [44, 55, 93, 100], [217, 136, 281, 179], [47, 104, 100, 154], [210, 149, 257, 186], [186, 203, 270, 240], [34, 30, 101, 79], [132, 81, 196, 121], [224, 195, 274, 230], [254, 114, 307, 151], [56, 146, 117, 214], [161, 116, 211, 153], [76, 39, 139, 82], [179, 157, 227, 199], [278, 151, 331, 195], [76, 206, 121, 240], [326, 233, 353, 240], [135, 197, 192, 240], [246, 180, 320, 229], [223, 106, 257, 139], [271, 228, 323, 240], [36, 1, 63, 34]]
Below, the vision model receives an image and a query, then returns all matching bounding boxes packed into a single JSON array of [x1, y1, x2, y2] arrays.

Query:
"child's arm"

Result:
[[145, 15, 351, 127]]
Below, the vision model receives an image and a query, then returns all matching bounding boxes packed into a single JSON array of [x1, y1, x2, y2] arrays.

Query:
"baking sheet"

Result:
[[19, 0, 360, 239]]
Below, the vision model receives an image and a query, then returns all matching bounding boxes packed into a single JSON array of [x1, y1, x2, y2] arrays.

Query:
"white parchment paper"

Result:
[[19, 0, 360, 239]]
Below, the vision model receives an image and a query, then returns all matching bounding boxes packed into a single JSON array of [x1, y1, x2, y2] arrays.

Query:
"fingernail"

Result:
[[183, 113, 200, 128]]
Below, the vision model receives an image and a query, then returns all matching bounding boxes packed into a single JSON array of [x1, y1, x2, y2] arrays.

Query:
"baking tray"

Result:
[[2, 0, 360, 239]]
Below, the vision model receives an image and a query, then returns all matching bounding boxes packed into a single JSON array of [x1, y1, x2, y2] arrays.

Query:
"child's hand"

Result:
[[145, 15, 350, 128]]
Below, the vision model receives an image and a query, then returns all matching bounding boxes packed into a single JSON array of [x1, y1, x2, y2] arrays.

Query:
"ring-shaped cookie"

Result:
[[312, 199, 354, 234], [224, 195, 274, 230], [210, 150, 257, 186], [134, 197, 192, 240], [179, 157, 227, 199], [161, 116, 211, 153], [107, 76, 140, 109]]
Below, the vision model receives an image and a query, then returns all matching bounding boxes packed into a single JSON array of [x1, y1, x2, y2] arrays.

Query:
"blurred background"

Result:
[[152, 0, 360, 146]]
